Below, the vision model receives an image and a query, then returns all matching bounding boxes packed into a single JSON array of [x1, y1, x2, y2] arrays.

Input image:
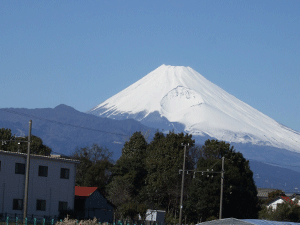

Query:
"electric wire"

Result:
[[250, 160, 300, 169]]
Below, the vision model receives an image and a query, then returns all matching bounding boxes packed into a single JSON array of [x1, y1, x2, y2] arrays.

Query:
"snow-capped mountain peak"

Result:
[[87, 65, 300, 153]]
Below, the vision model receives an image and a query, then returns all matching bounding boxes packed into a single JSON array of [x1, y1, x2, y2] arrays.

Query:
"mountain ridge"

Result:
[[87, 65, 300, 153], [0, 105, 156, 158]]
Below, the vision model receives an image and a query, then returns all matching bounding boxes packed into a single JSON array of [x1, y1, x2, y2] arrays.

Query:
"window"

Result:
[[58, 201, 68, 211], [13, 199, 23, 210], [36, 200, 46, 211], [15, 163, 25, 174], [60, 168, 69, 179], [38, 165, 48, 177]]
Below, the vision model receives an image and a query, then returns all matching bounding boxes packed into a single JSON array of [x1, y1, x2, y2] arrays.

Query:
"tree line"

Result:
[[72, 131, 259, 223], [1, 128, 261, 222], [0, 128, 51, 155]]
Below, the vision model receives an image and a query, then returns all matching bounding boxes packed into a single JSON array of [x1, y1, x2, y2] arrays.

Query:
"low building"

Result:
[[257, 188, 278, 199], [139, 209, 165, 224], [267, 196, 299, 210], [145, 209, 165, 224], [0, 150, 79, 218], [74, 186, 114, 223]]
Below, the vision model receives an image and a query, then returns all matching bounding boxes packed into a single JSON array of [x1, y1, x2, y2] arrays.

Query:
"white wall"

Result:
[[145, 210, 165, 223], [267, 198, 291, 210], [0, 151, 77, 218]]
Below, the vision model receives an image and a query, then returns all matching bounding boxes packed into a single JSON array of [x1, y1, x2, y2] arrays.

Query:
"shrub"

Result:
[[55, 215, 98, 225]]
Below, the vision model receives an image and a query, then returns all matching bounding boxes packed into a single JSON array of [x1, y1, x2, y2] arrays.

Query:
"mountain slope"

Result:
[[87, 65, 300, 153], [0, 105, 156, 159]]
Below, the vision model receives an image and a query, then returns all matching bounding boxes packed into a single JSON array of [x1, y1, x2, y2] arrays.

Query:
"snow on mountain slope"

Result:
[[87, 65, 300, 153]]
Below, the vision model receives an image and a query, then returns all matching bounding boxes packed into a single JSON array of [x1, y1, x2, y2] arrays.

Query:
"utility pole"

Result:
[[23, 120, 32, 222], [219, 157, 225, 219], [179, 156, 225, 221], [179, 143, 188, 225]]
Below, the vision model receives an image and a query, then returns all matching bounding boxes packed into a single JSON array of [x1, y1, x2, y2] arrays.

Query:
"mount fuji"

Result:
[[87, 65, 300, 174]]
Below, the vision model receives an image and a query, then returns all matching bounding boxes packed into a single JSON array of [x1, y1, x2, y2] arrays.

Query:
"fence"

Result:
[[0, 214, 165, 225], [0, 213, 59, 225]]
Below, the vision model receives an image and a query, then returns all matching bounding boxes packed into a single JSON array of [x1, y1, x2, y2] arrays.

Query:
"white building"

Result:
[[267, 196, 300, 210], [0, 150, 79, 218], [145, 209, 165, 224]]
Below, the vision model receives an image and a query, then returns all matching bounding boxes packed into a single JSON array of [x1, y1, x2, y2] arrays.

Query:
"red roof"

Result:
[[281, 196, 291, 202], [281, 196, 297, 205], [75, 186, 98, 197]]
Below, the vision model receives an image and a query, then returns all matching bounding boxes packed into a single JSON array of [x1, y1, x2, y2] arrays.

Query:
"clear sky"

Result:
[[1, 1, 300, 132]]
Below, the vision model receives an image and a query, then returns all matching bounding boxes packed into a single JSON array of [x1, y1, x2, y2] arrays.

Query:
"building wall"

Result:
[[267, 199, 285, 210], [0, 151, 77, 217], [145, 210, 165, 223], [84, 191, 114, 222]]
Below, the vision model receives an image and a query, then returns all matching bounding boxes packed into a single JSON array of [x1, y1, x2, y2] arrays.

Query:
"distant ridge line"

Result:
[[0, 108, 129, 137]]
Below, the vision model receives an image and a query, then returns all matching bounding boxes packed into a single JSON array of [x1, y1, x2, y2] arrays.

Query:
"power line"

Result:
[[0, 108, 129, 137], [250, 159, 300, 169]]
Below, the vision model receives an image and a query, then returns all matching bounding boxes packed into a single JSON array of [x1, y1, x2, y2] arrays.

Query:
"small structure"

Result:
[[74, 186, 114, 223], [257, 188, 278, 199], [144, 209, 165, 224]]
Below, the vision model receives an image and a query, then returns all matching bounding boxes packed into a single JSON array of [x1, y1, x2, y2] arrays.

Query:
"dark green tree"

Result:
[[144, 131, 195, 222], [111, 131, 148, 195], [185, 139, 258, 222], [0, 128, 51, 155], [72, 144, 113, 193], [108, 131, 196, 221], [107, 131, 148, 220], [0, 128, 14, 151], [107, 176, 134, 208], [22, 135, 52, 155], [268, 190, 285, 201]]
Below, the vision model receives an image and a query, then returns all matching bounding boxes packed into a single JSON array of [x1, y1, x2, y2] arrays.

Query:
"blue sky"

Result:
[[1, 1, 300, 132]]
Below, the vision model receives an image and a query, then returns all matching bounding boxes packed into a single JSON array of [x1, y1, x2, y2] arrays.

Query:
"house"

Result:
[[0, 150, 79, 218], [267, 196, 300, 210], [74, 186, 114, 223]]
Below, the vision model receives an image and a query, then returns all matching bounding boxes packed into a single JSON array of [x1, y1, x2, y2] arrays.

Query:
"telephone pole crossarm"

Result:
[[179, 157, 225, 220]]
